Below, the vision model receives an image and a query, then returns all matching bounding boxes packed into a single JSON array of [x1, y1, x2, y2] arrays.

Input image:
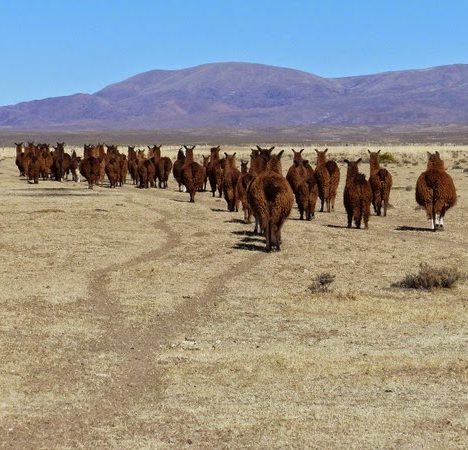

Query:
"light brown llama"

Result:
[[416, 151, 457, 231], [368, 150, 393, 216], [343, 158, 372, 229], [247, 150, 294, 251], [206, 146, 222, 197], [222, 152, 241, 212]]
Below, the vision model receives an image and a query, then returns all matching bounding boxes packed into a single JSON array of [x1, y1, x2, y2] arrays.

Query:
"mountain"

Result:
[[1, 62, 468, 129]]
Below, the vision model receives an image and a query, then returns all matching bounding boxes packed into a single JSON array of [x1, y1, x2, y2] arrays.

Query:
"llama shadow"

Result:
[[232, 242, 266, 252], [224, 218, 246, 224], [231, 230, 257, 237], [326, 224, 355, 229], [395, 225, 433, 232], [171, 198, 190, 203], [210, 208, 226, 212]]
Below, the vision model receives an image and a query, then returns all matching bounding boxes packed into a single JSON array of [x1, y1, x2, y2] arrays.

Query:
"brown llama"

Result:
[[202, 155, 210, 191], [236, 159, 253, 223], [127, 146, 139, 185], [70, 150, 81, 182], [105, 154, 120, 188], [314, 149, 332, 212], [79, 144, 103, 189], [416, 151, 457, 231], [15, 142, 25, 176], [181, 146, 205, 202], [222, 152, 241, 211], [296, 170, 319, 221], [206, 146, 225, 197], [343, 158, 372, 229], [368, 150, 393, 216], [155, 146, 173, 189], [289, 159, 319, 220], [172, 148, 186, 191], [119, 154, 128, 186], [247, 150, 294, 251]]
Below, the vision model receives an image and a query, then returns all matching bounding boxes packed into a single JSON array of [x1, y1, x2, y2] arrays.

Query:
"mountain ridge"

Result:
[[1, 62, 468, 129]]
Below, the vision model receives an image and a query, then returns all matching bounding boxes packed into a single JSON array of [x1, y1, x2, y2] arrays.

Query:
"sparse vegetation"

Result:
[[392, 263, 465, 290], [379, 151, 397, 163], [309, 272, 335, 293]]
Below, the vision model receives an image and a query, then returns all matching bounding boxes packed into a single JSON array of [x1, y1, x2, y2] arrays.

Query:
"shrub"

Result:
[[309, 272, 335, 293], [392, 263, 465, 290], [379, 152, 397, 163]]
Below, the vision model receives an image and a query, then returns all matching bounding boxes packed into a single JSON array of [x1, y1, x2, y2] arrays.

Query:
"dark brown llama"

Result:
[[156, 147, 173, 189], [247, 150, 294, 251], [222, 152, 241, 211], [314, 149, 332, 212], [172, 148, 186, 191], [236, 159, 253, 223], [368, 150, 393, 216], [181, 146, 205, 202], [416, 151, 457, 231], [343, 158, 372, 229]]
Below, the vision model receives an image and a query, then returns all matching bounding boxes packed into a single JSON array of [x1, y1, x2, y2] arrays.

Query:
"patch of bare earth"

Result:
[[0, 146, 466, 448]]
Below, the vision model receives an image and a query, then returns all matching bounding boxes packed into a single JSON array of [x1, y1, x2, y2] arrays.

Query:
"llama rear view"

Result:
[[368, 150, 392, 216], [416, 151, 457, 231], [343, 158, 372, 229]]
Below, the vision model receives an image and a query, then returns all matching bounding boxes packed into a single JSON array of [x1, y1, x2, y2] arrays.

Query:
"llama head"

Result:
[[426, 151, 444, 170], [292, 148, 305, 161], [315, 148, 328, 165], [344, 158, 362, 177], [266, 150, 284, 174]]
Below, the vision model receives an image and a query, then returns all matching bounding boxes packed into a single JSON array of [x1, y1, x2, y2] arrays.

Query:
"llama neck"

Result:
[[241, 164, 248, 174], [316, 154, 326, 167], [267, 159, 282, 175], [185, 149, 194, 163], [346, 166, 359, 185], [369, 156, 380, 175]]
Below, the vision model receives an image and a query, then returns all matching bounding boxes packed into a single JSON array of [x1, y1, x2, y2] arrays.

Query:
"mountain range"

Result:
[[1, 62, 468, 129]]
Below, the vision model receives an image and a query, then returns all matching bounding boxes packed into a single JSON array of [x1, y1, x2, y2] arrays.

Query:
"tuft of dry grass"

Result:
[[392, 263, 465, 290], [309, 272, 335, 293], [379, 151, 397, 163]]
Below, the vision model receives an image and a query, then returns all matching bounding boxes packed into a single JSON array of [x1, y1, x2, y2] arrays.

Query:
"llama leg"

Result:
[[353, 206, 361, 229], [265, 223, 271, 252], [347, 210, 353, 228]]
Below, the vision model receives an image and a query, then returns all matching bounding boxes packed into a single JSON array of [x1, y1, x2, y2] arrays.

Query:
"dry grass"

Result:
[[0, 144, 467, 449], [308, 272, 335, 293], [392, 263, 466, 290]]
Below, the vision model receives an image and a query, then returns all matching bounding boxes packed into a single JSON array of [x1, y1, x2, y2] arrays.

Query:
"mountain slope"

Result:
[[1, 62, 468, 129]]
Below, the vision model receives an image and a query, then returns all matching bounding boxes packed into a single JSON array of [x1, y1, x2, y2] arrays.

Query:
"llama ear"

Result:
[[435, 151, 440, 156], [367, 149, 371, 154], [427, 151, 432, 158], [377, 149, 381, 154], [224, 152, 228, 157], [324, 148, 328, 153], [300, 149, 304, 153], [256, 145, 262, 151], [277, 150, 284, 158], [343, 159, 349, 164], [315, 149, 319, 153], [356, 158, 362, 164], [233, 152, 236, 157]]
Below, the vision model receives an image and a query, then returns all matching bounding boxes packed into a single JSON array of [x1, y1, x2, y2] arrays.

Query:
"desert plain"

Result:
[[0, 143, 467, 449]]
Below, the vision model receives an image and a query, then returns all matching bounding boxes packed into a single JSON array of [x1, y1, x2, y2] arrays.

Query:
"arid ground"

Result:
[[0, 144, 467, 449]]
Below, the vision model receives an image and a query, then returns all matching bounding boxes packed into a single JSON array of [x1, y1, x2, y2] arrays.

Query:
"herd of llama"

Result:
[[13, 142, 457, 251]]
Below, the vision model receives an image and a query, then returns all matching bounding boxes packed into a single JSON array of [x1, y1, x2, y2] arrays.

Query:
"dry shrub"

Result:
[[405, 185, 413, 191], [379, 152, 396, 163], [309, 272, 335, 293], [392, 263, 465, 290], [452, 164, 463, 170]]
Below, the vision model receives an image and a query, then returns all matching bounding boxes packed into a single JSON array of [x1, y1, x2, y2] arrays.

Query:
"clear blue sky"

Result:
[[1, 0, 467, 105]]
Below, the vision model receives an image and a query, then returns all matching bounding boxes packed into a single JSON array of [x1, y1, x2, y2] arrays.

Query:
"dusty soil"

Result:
[[0, 145, 467, 449]]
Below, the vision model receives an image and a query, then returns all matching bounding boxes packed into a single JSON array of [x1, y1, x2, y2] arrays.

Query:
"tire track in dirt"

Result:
[[83, 191, 266, 433]]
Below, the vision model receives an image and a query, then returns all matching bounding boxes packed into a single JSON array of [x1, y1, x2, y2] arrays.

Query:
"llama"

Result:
[[156, 146, 173, 189], [314, 149, 332, 212], [206, 146, 221, 197], [79, 146, 101, 189], [70, 150, 81, 182], [416, 151, 457, 231], [247, 150, 294, 251], [202, 155, 210, 191], [222, 152, 241, 211], [119, 154, 128, 186], [296, 171, 319, 221], [105, 155, 120, 188], [343, 158, 372, 229], [368, 150, 393, 216], [236, 160, 253, 223], [172, 148, 186, 191], [15, 142, 25, 176], [181, 146, 205, 202]]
